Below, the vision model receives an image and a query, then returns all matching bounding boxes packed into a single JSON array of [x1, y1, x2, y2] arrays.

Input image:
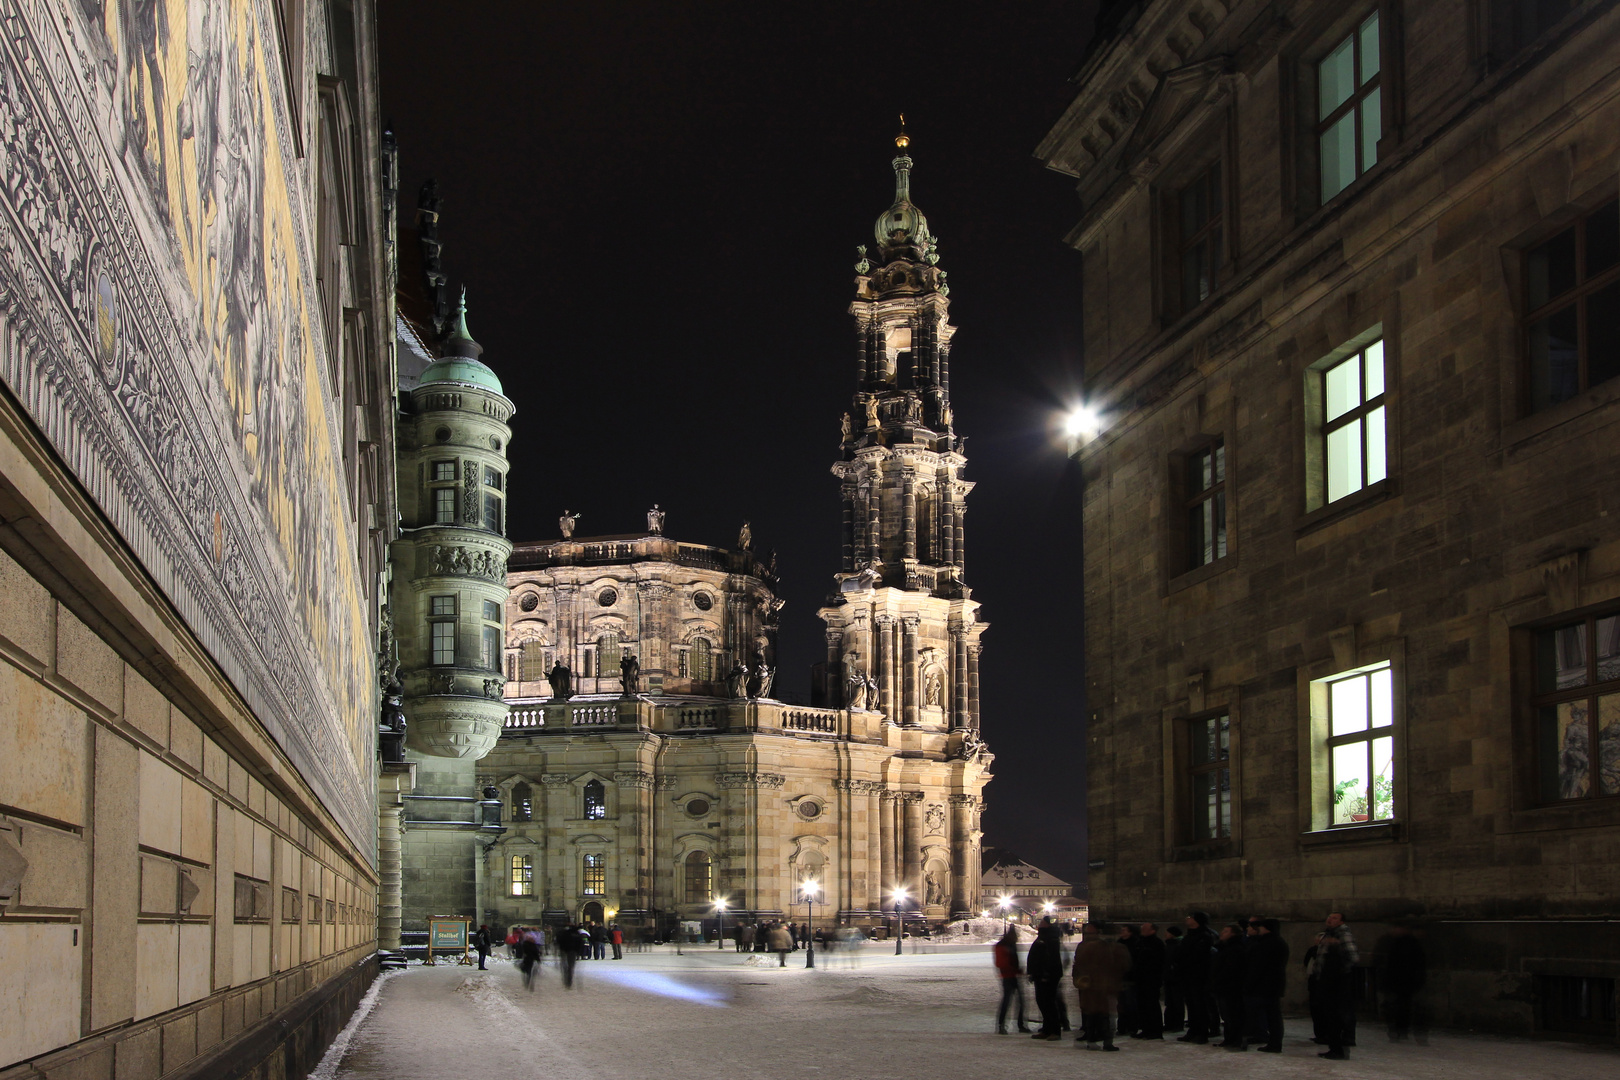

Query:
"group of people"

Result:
[[996, 910, 1424, 1059]]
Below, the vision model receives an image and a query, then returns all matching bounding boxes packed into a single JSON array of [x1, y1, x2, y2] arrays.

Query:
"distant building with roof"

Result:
[[980, 853, 1083, 919]]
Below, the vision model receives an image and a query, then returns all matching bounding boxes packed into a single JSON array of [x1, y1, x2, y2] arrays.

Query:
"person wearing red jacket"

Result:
[[993, 928, 1031, 1034], [610, 924, 624, 960]]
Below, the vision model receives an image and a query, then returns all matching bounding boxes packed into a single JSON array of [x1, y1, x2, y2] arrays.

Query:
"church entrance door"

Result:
[[582, 901, 604, 925]]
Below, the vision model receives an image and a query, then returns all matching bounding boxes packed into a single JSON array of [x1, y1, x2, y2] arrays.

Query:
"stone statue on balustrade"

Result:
[[727, 663, 749, 700], [559, 510, 581, 538], [619, 653, 640, 697], [647, 504, 665, 534], [548, 661, 573, 701]]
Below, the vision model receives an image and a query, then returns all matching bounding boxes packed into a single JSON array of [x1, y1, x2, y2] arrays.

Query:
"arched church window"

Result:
[[520, 640, 547, 682], [598, 633, 620, 677], [684, 850, 712, 904], [584, 780, 606, 820], [692, 638, 713, 681], [511, 783, 532, 822]]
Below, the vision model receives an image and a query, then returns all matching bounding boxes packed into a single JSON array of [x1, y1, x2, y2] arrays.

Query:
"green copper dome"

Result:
[[875, 140, 930, 249], [419, 288, 504, 393]]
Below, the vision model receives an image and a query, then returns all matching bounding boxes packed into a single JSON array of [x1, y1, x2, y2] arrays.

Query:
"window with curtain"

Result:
[[1317, 11, 1381, 203], [1533, 612, 1620, 803]]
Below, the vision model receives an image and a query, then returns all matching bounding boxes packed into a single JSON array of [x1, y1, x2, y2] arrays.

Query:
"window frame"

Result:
[[1186, 712, 1234, 842], [1184, 438, 1228, 571], [1322, 662, 1397, 827], [1313, 10, 1383, 205], [1301, 642, 1407, 838], [581, 852, 606, 897], [1529, 609, 1620, 805], [583, 779, 607, 821], [510, 854, 533, 897], [429, 594, 456, 666], [683, 850, 712, 904], [1301, 324, 1395, 522], [1320, 340, 1388, 504], [432, 486, 456, 525], [1176, 162, 1225, 315], [1520, 197, 1620, 415]]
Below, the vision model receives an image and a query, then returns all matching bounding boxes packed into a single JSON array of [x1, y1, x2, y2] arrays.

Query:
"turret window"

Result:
[[429, 595, 456, 665], [433, 488, 455, 524], [433, 461, 456, 482], [482, 600, 503, 672]]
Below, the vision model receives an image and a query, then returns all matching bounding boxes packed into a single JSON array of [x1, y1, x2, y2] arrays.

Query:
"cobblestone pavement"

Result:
[[316, 945, 1613, 1080]]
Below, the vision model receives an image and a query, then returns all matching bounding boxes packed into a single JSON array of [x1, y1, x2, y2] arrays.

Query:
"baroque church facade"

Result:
[[390, 133, 993, 938]]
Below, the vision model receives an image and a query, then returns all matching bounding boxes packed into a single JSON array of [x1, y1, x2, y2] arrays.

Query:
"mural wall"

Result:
[[0, 0, 377, 849]]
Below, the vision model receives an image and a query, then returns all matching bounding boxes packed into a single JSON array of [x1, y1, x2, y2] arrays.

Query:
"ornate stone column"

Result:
[[376, 762, 414, 951], [826, 629, 844, 707], [948, 794, 976, 920], [968, 643, 981, 730], [879, 789, 896, 899], [867, 783, 884, 913], [951, 628, 970, 729], [877, 616, 896, 720], [902, 616, 920, 727], [901, 792, 924, 904], [902, 471, 917, 560]]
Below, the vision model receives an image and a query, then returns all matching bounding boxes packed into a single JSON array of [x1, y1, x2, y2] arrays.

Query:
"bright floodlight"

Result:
[[803, 879, 820, 897], [1042, 902, 1055, 913], [1063, 404, 1100, 440], [714, 897, 728, 911], [892, 886, 908, 901]]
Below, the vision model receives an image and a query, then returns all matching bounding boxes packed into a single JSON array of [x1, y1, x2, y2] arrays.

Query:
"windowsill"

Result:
[[1299, 821, 1400, 847], [1501, 379, 1620, 450], [1168, 555, 1235, 595], [1168, 839, 1239, 862], [1501, 796, 1620, 835], [1295, 478, 1395, 537]]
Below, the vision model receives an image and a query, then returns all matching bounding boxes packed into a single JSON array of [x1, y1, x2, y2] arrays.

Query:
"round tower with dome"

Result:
[[395, 291, 515, 758]]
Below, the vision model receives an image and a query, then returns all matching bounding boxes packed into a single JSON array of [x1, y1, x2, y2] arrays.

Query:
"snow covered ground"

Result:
[[317, 944, 1612, 1080]]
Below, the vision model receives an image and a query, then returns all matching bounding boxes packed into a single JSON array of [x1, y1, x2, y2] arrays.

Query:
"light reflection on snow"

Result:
[[589, 967, 731, 1007]]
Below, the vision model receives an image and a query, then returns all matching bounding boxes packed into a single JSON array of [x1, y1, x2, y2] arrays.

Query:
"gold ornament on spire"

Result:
[[896, 113, 909, 150]]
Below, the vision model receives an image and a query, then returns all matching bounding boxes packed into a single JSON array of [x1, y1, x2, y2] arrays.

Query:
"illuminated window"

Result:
[[1324, 663, 1395, 825], [584, 779, 606, 820], [432, 460, 455, 482], [431, 622, 455, 666], [1533, 612, 1620, 803], [1320, 339, 1387, 504], [1524, 199, 1620, 413], [684, 851, 712, 903], [582, 853, 606, 896], [511, 854, 533, 896], [1317, 11, 1381, 203], [520, 640, 548, 681], [598, 633, 620, 677]]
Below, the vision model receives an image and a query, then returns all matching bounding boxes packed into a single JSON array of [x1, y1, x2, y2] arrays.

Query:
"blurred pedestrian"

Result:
[[589, 921, 608, 960], [1313, 913, 1357, 1060], [558, 926, 578, 988], [1178, 912, 1218, 1044], [768, 922, 792, 966], [1115, 923, 1140, 1036], [1026, 922, 1067, 1040], [474, 924, 491, 970], [1242, 918, 1288, 1053], [517, 929, 542, 991], [1130, 922, 1166, 1039], [610, 923, 624, 960], [1379, 922, 1428, 1045], [993, 927, 1031, 1034], [1211, 923, 1246, 1048], [1072, 921, 1131, 1051], [738, 923, 756, 953]]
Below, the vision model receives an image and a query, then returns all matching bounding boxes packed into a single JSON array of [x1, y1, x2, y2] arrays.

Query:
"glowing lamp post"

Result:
[[715, 896, 728, 951], [999, 895, 1014, 933], [802, 880, 820, 969], [1063, 404, 1102, 455], [892, 886, 909, 956]]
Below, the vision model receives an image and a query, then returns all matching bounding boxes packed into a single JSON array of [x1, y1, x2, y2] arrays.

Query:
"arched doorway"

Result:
[[581, 901, 604, 925]]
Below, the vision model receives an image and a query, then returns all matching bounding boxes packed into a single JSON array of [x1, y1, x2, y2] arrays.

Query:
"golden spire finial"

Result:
[[895, 113, 909, 150]]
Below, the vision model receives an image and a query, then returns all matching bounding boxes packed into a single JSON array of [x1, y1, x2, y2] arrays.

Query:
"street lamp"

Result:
[[802, 880, 819, 969], [714, 896, 728, 951], [891, 886, 909, 955], [999, 895, 1014, 933]]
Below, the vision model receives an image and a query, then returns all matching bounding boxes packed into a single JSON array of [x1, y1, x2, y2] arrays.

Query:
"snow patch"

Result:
[[306, 967, 404, 1080]]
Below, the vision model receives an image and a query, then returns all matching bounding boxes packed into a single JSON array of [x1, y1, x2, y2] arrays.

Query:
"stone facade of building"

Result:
[[1042, 0, 1620, 1038], [0, 2, 398, 1076]]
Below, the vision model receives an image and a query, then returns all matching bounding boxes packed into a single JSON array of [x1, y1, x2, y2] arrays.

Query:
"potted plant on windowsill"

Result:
[[1333, 775, 1394, 824]]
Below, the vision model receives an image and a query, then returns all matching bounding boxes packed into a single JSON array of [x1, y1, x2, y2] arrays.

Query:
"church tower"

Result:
[[821, 127, 985, 739]]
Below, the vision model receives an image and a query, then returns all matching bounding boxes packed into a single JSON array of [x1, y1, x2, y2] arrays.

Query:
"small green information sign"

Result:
[[426, 917, 471, 964]]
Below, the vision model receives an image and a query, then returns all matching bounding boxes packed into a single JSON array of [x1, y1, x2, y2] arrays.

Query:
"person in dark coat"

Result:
[[1114, 924, 1140, 1036], [1162, 925, 1186, 1032], [1025, 924, 1067, 1040], [1314, 925, 1355, 1059], [1129, 923, 1167, 1039], [589, 921, 609, 960], [992, 928, 1031, 1034], [1210, 924, 1247, 1048], [1241, 918, 1289, 1052], [1178, 912, 1218, 1043], [1379, 923, 1428, 1044], [1072, 922, 1133, 1051], [518, 929, 543, 991]]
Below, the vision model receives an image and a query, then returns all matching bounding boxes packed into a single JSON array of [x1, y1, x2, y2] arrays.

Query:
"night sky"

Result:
[[379, 3, 1099, 889]]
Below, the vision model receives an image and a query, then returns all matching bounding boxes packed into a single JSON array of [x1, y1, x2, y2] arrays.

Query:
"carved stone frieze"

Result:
[[716, 772, 786, 789], [540, 774, 573, 785], [613, 771, 656, 790]]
